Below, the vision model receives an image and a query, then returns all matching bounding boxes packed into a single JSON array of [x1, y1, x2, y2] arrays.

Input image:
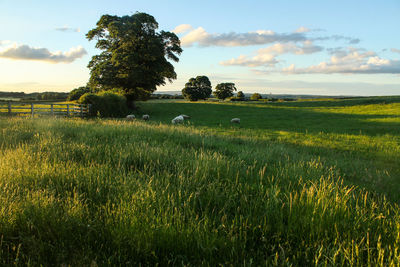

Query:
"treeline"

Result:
[[150, 94, 184, 100], [0, 91, 68, 101]]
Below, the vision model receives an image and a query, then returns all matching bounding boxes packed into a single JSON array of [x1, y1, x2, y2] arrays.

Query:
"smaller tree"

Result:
[[213, 83, 237, 100], [182, 76, 212, 101], [250, 93, 262, 101], [237, 91, 245, 99], [68, 86, 91, 101]]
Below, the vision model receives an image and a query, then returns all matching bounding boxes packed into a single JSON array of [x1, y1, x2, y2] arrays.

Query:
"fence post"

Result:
[[80, 105, 83, 117], [67, 104, 70, 116], [8, 101, 11, 115], [51, 104, 54, 115], [31, 103, 34, 117], [88, 104, 92, 117]]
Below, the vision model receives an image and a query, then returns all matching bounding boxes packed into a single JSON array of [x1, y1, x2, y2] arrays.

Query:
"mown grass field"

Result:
[[0, 96, 399, 265]]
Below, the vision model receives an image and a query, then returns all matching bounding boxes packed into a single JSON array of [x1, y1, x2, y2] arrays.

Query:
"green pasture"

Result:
[[0, 96, 399, 265], [135, 97, 400, 200]]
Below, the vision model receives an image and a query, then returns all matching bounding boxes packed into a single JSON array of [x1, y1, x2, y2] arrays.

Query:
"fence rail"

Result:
[[0, 102, 91, 117]]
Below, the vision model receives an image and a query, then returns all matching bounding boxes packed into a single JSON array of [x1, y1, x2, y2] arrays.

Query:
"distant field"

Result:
[[0, 97, 20, 101], [0, 96, 399, 265]]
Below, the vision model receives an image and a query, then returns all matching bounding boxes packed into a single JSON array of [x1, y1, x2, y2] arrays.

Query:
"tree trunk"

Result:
[[126, 97, 137, 110]]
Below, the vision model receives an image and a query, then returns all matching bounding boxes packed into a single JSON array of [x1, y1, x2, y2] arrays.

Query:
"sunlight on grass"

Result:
[[1, 97, 399, 265]]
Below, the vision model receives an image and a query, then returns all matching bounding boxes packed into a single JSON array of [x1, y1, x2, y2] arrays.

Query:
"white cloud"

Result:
[[178, 26, 307, 47], [180, 27, 210, 46], [172, 24, 193, 34], [260, 41, 323, 55], [220, 54, 278, 67], [55, 26, 80, 32], [283, 48, 400, 74], [295, 26, 311, 33], [0, 40, 12, 46], [0, 44, 87, 63], [391, 48, 400, 54], [220, 41, 323, 67]]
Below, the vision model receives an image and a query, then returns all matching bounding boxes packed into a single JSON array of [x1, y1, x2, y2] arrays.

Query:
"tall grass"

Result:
[[0, 97, 399, 265]]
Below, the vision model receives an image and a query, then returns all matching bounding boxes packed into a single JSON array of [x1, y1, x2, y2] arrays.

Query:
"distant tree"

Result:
[[213, 83, 237, 100], [237, 91, 245, 99], [36, 92, 68, 101], [86, 12, 183, 108], [182, 76, 212, 101], [250, 93, 262, 100], [68, 86, 91, 101]]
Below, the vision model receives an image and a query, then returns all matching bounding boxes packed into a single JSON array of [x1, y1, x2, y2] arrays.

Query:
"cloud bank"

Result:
[[174, 24, 361, 48], [174, 24, 307, 47], [313, 35, 360, 44], [220, 41, 323, 67], [283, 47, 400, 74], [173, 24, 398, 75], [0, 44, 87, 63]]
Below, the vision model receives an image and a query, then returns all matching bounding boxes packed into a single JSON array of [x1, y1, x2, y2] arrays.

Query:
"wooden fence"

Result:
[[0, 102, 91, 117]]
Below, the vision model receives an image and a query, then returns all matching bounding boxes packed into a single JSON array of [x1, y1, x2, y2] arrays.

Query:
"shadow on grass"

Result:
[[266, 95, 400, 108]]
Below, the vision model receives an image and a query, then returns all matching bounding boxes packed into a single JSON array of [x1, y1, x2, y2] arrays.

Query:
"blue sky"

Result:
[[0, 0, 399, 95]]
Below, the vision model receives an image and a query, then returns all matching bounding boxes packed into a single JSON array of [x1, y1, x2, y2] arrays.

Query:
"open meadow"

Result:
[[0, 97, 400, 265]]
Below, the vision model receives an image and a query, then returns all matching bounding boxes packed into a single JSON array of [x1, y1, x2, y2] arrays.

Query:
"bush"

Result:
[[78, 91, 129, 117], [229, 96, 246, 101], [98, 91, 129, 117]]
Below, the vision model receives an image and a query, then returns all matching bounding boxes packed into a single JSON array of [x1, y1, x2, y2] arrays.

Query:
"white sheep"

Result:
[[171, 115, 184, 124], [231, 118, 240, 124], [142, 114, 150, 121], [180, 114, 191, 119], [126, 114, 135, 120]]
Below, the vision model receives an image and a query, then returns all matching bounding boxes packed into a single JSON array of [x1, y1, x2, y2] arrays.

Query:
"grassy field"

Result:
[[0, 96, 399, 265]]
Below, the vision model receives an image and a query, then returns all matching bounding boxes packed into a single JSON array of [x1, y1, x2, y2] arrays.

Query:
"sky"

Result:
[[0, 0, 399, 96]]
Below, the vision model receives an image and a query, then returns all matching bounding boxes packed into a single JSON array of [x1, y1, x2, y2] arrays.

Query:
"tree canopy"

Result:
[[250, 93, 262, 100], [182, 76, 212, 101], [213, 83, 237, 100], [86, 12, 182, 107], [237, 91, 245, 99]]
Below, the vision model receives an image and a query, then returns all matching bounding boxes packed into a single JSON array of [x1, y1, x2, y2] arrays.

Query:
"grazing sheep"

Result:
[[171, 115, 184, 124], [142, 114, 150, 121], [231, 118, 240, 124], [180, 114, 191, 119], [126, 114, 135, 120]]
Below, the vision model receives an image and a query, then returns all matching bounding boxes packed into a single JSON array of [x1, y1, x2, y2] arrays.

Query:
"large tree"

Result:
[[213, 82, 237, 100], [182, 76, 212, 101], [86, 12, 182, 108]]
